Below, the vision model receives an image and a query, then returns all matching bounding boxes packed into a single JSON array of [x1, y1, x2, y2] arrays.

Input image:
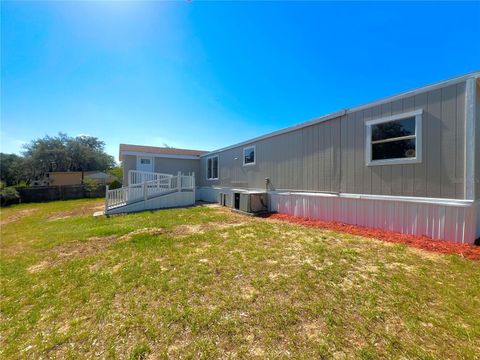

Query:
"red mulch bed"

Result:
[[262, 213, 480, 261]]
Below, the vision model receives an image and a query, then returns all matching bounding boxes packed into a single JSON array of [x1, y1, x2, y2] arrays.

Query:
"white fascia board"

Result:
[[201, 71, 480, 158], [122, 151, 201, 160], [348, 71, 479, 113]]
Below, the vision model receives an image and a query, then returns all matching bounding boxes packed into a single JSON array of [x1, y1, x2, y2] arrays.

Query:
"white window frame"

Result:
[[243, 145, 256, 166], [206, 155, 219, 180], [365, 109, 423, 166]]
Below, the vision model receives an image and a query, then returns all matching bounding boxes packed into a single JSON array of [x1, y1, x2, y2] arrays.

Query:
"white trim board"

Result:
[[196, 185, 475, 208], [201, 71, 480, 158], [272, 191, 474, 207], [122, 151, 201, 160]]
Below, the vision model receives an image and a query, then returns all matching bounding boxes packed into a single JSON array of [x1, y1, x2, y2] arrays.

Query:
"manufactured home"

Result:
[[108, 72, 480, 244], [119, 144, 207, 185]]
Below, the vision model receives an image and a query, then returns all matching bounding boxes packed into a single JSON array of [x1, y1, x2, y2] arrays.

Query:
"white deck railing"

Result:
[[129, 170, 173, 186], [105, 171, 195, 213]]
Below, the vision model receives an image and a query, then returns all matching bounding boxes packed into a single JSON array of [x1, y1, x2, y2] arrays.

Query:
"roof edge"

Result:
[[119, 143, 208, 161], [119, 143, 208, 153], [201, 71, 480, 157]]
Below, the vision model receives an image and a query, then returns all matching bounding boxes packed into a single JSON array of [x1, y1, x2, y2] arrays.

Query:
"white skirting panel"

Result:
[[196, 187, 479, 244], [107, 191, 195, 215], [269, 193, 479, 244], [197, 187, 223, 203]]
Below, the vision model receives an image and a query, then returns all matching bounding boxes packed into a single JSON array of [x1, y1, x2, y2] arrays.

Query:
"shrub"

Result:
[[108, 166, 123, 184], [83, 178, 99, 192], [109, 179, 122, 190], [14, 181, 30, 189], [0, 186, 20, 207]]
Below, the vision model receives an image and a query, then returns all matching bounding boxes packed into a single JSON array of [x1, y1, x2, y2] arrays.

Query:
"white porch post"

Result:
[[143, 180, 148, 201], [192, 172, 196, 201], [105, 185, 109, 212]]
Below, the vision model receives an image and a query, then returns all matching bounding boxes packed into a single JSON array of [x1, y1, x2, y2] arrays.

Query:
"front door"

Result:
[[137, 156, 153, 172]]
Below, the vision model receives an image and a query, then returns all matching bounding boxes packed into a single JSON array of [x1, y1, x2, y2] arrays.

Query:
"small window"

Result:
[[366, 110, 422, 166], [206, 156, 219, 180], [243, 145, 256, 166], [140, 158, 151, 165]]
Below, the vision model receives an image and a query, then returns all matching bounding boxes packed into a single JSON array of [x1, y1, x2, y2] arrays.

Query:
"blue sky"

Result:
[[1, 1, 479, 162]]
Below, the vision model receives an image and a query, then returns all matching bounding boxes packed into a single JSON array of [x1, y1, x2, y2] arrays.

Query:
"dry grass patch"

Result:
[[25, 219, 248, 274], [27, 235, 118, 273], [0, 208, 38, 225], [172, 221, 248, 237], [1, 199, 480, 359], [46, 203, 105, 221]]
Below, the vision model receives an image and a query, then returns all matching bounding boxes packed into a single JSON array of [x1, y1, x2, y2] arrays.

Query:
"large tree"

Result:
[[66, 135, 115, 172], [22, 133, 71, 174], [20, 133, 115, 181], [0, 153, 28, 186]]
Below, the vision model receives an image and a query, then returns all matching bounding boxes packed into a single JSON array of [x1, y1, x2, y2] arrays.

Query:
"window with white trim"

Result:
[[366, 110, 422, 166], [140, 158, 151, 165], [206, 156, 219, 180], [243, 145, 256, 166]]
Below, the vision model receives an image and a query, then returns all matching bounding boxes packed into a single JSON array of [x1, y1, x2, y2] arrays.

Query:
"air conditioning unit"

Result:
[[233, 192, 268, 214]]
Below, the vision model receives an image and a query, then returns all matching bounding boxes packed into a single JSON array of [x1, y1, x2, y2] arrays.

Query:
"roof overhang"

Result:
[[201, 71, 480, 157]]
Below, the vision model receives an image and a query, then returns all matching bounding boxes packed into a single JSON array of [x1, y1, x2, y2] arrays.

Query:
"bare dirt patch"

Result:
[[239, 284, 258, 300], [0, 208, 38, 226], [301, 319, 326, 340], [28, 235, 118, 273], [27, 260, 50, 273], [27, 227, 168, 273], [118, 227, 166, 240], [172, 224, 205, 236], [46, 202, 104, 221], [26, 220, 247, 272], [171, 221, 248, 237]]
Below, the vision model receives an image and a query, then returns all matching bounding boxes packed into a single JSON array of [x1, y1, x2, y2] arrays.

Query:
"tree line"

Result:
[[1, 133, 116, 186]]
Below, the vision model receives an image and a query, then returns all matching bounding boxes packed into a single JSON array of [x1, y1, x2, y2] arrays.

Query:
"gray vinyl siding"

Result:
[[122, 155, 200, 185], [154, 158, 200, 185], [200, 82, 468, 200], [122, 155, 136, 185]]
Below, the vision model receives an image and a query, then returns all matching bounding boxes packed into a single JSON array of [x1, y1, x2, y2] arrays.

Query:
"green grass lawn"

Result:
[[1, 199, 479, 359]]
